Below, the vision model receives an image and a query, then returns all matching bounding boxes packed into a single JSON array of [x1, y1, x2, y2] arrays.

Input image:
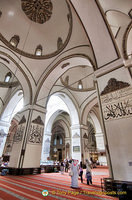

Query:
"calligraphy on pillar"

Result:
[[101, 86, 132, 121], [14, 115, 26, 142], [28, 116, 44, 144]]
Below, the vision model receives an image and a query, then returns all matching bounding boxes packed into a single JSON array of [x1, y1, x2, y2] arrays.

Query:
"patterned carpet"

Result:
[[0, 167, 119, 200]]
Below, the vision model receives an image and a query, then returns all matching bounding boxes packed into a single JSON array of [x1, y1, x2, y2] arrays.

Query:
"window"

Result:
[[60, 137, 63, 145], [4, 72, 12, 82], [10, 35, 20, 47], [35, 45, 43, 56], [54, 138, 57, 145]]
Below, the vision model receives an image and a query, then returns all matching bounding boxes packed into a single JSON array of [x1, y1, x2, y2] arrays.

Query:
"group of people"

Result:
[[60, 159, 70, 174], [0, 157, 9, 167], [58, 158, 93, 188], [0, 157, 9, 176], [70, 159, 92, 188]]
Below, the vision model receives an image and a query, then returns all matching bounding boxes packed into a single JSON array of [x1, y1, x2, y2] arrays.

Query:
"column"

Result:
[[0, 121, 10, 157], [70, 124, 81, 161], [41, 130, 52, 162], [9, 104, 46, 172], [95, 60, 132, 182]]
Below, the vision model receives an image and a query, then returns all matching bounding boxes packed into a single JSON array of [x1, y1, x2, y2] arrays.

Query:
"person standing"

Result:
[[65, 159, 69, 172], [71, 159, 79, 188], [60, 161, 64, 174], [79, 161, 83, 183], [85, 159, 92, 185]]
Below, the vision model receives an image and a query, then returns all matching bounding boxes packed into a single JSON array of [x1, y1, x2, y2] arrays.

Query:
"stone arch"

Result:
[[35, 55, 94, 107], [81, 96, 107, 165], [41, 92, 80, 161], [0, 89, 23, 157], [0, 46, 34, 105]]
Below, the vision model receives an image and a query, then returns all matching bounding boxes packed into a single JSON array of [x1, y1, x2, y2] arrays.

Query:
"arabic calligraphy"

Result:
[[103, 100, 132, 120], [101, 86, 132, 121]]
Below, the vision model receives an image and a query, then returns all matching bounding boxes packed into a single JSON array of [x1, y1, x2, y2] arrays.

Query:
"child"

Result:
[[86, 169, 92, 185]]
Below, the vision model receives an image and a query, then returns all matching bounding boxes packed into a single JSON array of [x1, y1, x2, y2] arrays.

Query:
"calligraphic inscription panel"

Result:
[[73, 146, 80, 152], [101, 86, 132, 121]]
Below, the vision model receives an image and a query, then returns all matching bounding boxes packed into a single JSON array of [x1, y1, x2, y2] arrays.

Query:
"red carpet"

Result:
[[0, 167, 118, 200]]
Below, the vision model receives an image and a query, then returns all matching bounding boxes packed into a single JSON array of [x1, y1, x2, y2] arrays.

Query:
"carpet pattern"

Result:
[[0, 167, 118, 200]]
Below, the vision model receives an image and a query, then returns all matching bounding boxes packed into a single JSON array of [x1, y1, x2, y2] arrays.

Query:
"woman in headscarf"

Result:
[[71, 159, 79, 188]]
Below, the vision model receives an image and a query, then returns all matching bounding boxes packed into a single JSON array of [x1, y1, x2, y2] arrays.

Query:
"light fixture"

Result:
[[10, 35, 20, 47], [4, 72, 12, 83], [78, 80, 83, 90], [35, 45, 43, 56]]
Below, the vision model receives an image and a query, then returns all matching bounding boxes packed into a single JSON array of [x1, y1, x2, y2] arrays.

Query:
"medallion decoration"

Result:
[[21, 0, 53, 24], [28, 116, 44, 144]]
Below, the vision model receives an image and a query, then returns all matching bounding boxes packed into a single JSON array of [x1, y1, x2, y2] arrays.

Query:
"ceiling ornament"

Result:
[[21, 0, 53, 24], [0, 1, 72, 59]]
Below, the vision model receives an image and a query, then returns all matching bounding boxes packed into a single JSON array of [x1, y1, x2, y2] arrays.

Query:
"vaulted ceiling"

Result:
[[0, 0, 132, 116]]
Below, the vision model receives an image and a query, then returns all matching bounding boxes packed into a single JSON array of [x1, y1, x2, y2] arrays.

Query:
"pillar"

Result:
[[9, 104, 46, 173], [95, 59, 132, 182], [70, 124, 81, 161], [0, 121, 10, 157]]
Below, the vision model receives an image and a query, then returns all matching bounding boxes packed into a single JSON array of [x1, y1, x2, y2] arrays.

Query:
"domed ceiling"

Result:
[[60, 65, 95, 92], [0, 0, 72, 59]]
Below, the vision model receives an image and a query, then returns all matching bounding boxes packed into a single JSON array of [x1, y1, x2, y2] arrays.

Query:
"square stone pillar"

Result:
[[9, 105, 46, 170], [95, 64, 132, 182]]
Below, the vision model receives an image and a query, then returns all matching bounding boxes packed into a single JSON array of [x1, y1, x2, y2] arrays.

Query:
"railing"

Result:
[[101, 177, 132, 199]]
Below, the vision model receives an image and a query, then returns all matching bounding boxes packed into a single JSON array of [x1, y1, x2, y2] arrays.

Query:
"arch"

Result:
[[0, 89, 23, 157], [81, 97, 98, 125], [0, 46, 34, 105], [123, 21, 132, 59], [35, 54, 93, 107], [41, 93, 80, 161]]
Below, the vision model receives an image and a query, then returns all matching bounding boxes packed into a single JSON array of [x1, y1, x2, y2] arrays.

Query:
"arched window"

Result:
[[54, 137, 57, 145], [10, 35, 20, 47], [4, 72, 12, 82], [60, 136, 63, 145], [78, 80, 83, 90], [35, 45, 43, 56]]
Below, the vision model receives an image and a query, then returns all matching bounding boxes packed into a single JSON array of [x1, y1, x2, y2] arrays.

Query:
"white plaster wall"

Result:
[[9, 143, 22, 167], [23, 144, 42, 168], [105, 117, 132, 181]]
